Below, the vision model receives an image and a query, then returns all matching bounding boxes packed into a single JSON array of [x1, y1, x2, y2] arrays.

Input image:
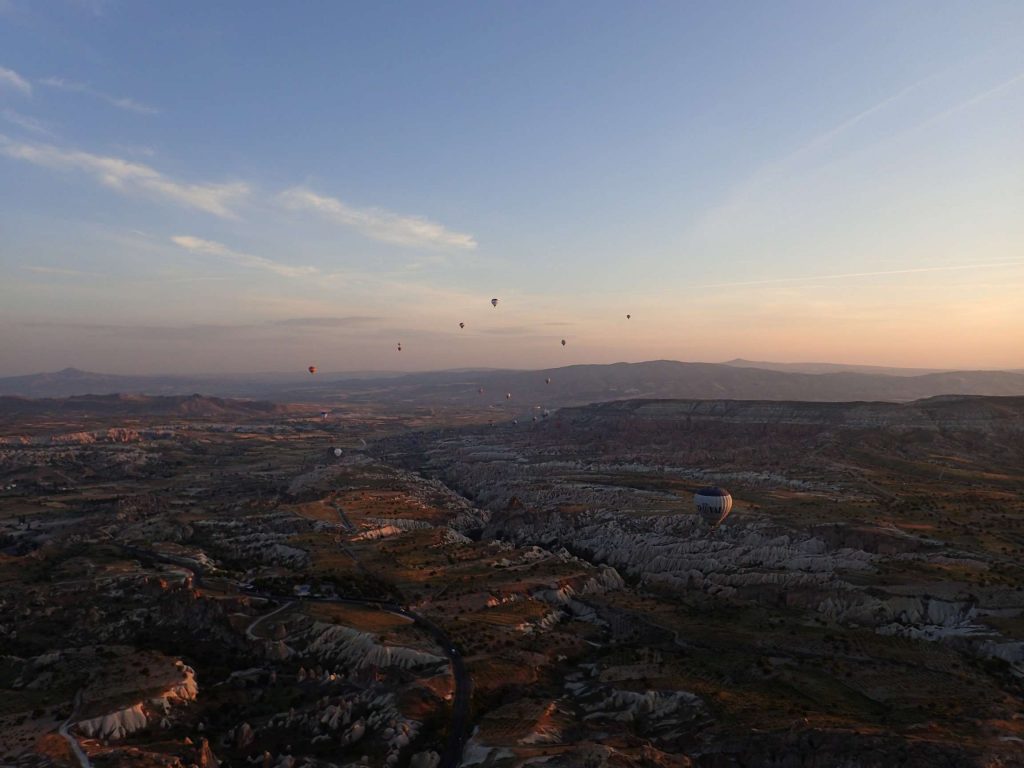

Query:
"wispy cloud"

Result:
[[110, 143, 156, 157], [67, 0, 113, 16], [39, 76, 158, 115], [694, 73, 941, 233], [774, 76, 936, 173], [163, 275, 231, 283], [480, 326, 538, 336], [1, 108, 54, 137], [779, 67, 1024, 179], [279, 186, 477, 251], [22, 265, 97, 277], [21, 320, 248, 340], [171, 235, 318, 278], [0, 65, 31, 94], [273, 316, 382, 327], [700, 260, 1024, 289], [906, 70, 1024, 136], [0, 135, 249, 217]]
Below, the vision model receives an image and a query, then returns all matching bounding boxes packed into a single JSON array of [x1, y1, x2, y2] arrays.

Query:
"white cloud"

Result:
[[2, 108, 54, 137], [0, 65, 31, 94], [0, 135, 249, 217], [279, 186, 477, 251], [171, 235, 318, 278], [39, 76, 158, 115]]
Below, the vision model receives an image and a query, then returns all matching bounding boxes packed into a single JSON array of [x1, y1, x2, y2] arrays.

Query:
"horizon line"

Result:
[[1, 358, 1022, 380]]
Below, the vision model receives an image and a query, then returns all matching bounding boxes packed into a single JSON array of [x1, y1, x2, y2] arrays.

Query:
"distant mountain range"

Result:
[[719, 358, 950, 376], [0, 393, 296, 419], [2, 361, 1023, 406], [320, 361, 1024, 407]]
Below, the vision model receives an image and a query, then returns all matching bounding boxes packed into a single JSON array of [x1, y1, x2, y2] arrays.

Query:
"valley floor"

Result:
[[1, 396, 1023, 767]]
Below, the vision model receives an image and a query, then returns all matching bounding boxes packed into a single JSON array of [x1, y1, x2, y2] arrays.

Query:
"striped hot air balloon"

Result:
[[694, 487, 733, 528]]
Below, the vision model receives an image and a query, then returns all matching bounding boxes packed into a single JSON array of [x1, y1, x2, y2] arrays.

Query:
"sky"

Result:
[[1, 0, 1022, 375]]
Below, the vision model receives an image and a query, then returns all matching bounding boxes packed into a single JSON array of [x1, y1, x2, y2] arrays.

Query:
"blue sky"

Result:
[[1, 1, 1022, 374]]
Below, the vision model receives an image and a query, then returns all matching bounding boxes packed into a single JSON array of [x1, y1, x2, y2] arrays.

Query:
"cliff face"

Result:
[[299, 620, 446, 671], [70, 656, 198, 740]]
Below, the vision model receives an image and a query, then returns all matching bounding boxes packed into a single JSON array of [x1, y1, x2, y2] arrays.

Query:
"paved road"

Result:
[[331, 502, 356, 533], [58, 690, 92, 768], [119, 545, 471, 767], [244, 600, 295, 641], [327, 502, 468, 761]]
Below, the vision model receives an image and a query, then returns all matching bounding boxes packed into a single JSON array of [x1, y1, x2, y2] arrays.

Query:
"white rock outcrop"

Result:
[[77, 702, 148, 740], [300, 621, 446, 671]]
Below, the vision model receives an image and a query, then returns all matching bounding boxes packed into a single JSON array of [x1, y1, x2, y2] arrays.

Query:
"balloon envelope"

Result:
[[308, 365, 317, 374], [694, 487, 733, 527], [333, 448, 343, 457], [491, 298, 499, 307]]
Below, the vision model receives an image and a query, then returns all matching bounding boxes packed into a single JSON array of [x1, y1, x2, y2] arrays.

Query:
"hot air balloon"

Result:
[[545, 377, 552, 384], [308, 365, 317, 374], [694, 487, 733, 528], [506, 393, 512, 400], [491, 298, 499, 308], [333, 448, 343, 457], [320, 410, 329, 421], [626, 314, 631, 319], [459, 322, 465, 329], [397, 342, 402, 352], [560, 339, 566, 347]]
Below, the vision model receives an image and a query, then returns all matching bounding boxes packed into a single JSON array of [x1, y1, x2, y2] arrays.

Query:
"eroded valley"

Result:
[[1, 395, 1023, 767]]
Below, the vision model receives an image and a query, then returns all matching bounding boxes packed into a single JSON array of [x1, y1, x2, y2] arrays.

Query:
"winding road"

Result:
[[58, 690, 92, 768], [244, 599, 295, 641]]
